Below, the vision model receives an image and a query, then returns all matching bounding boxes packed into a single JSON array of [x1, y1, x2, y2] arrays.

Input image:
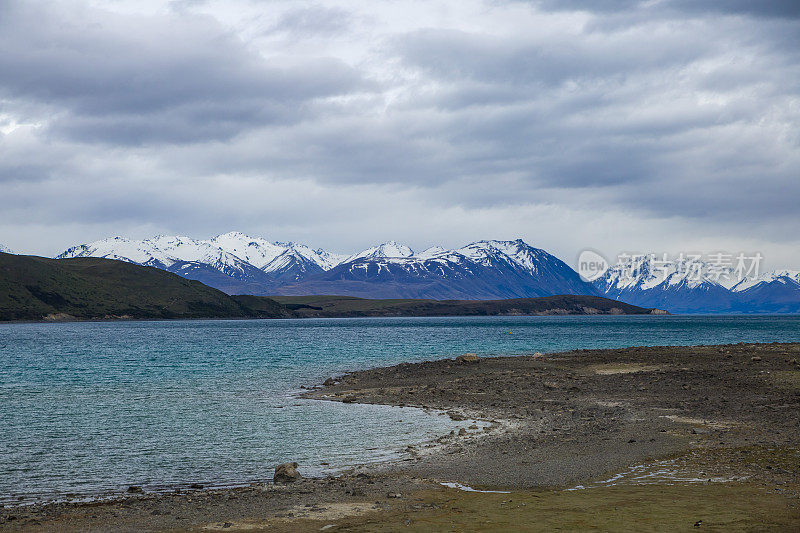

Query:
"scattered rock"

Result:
[[751, 356, 762, 362], [455, 353, 480, 364], [458, 428, 467, 436], [387, 492, 402, 498], [533, 352, 544, 358], [323, 378, 337, 386], [274, 462, 302, 483], [189, 483, 204, 489], [447, 411, 467, 421], [127, 486, 143, 494]]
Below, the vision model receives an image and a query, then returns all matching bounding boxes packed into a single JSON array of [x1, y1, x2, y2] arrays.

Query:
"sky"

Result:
[[0, 0, 798, 269]]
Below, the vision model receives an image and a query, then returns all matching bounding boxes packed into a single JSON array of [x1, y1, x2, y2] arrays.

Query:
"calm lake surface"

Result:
[[2, 315, 799, 502]]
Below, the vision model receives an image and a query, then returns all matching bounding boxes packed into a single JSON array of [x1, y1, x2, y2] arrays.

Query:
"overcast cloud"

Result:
[[0, 0, 798, 269]]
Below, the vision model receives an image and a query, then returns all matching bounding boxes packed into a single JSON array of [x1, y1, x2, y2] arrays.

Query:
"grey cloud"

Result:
[[273, 5, 352, 36], [0, 1, 368, 145], [0, 0, 798, 262], [665, 0, 800, 19], [396, 28, 710, 87], [535, 0, 800, 18], [379, 14, 800, 219]]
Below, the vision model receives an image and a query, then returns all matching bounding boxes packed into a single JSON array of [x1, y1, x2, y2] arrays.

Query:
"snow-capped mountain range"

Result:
[[56, 233, 597, 300], [595, 255, 800, 313], [48, 233, 800, 312]]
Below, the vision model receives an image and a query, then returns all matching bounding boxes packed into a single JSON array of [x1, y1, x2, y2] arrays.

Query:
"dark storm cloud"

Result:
[[0, 1, 368, 145]]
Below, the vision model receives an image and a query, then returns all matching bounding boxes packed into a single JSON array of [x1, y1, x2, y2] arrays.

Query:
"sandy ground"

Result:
[[2, 342, 799, 531]]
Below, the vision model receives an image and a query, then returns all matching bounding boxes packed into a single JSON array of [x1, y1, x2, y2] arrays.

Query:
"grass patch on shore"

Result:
[[769, 370, 800, 390], [317, 446, 800, 532], [591, 363, 660, 375], [337, 483, 799, 532]]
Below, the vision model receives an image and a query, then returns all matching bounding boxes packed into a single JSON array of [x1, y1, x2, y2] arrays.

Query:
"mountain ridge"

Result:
[[594, 255, 800, 313], [57, 234, 599, 301], [46, 233, 800, 312]]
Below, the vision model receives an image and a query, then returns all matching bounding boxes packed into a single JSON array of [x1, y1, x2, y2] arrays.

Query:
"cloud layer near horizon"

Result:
[[1, 0, 798, 268]]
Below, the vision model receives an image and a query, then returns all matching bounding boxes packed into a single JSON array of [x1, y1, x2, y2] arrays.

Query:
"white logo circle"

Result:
[[577, 250, 609, 282]]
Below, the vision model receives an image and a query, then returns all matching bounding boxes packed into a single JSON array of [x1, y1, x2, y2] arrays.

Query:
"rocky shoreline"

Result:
[[2, 343, 799, 531]]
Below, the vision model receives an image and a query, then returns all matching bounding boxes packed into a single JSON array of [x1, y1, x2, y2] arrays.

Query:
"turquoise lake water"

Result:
[[1, 315, 799, 503]]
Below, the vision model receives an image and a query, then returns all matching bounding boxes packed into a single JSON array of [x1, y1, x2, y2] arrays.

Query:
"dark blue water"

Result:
[[1, 315, 799, 502]]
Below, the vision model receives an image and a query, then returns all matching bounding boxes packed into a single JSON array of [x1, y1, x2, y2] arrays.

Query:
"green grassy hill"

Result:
[[270, 294, 662, 318], [0, 252, 289, 321]]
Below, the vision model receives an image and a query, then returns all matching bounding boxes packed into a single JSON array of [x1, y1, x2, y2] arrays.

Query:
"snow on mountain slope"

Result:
[[457, 239, 554, 274], [417, 246, 447, 259], [597, 254, 731, 293], [594, 254, 747, 313], [58, 236, 177, 267], [58, 233, 341, 273], [0, 244, 14, 254], [731, 272, 800, 313], [208, 232, 287, 269], [56, 234, 599, 299], [345, 241, 415, 262], [295, 238, 598, 299], [58, 235, 255, 276], [730, 270, 800, 292], [53, 233, 800, 310]]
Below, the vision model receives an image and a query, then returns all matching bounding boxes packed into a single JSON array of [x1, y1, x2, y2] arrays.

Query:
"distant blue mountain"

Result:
[[593, 257, 800, 314]]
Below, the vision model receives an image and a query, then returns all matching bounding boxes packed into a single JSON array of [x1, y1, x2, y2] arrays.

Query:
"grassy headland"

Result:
[[0, 252, 289, 321]]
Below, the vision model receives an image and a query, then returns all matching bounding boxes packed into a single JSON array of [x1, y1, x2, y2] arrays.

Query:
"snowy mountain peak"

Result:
[[455, 239, 548, 273], [730, 270, 800, 292], [418, 246, 448, 259], [597, 254, 730, 293], [773, 270, 800, 282], [349, 241, 415, 261], [0, 243, 14, 254]]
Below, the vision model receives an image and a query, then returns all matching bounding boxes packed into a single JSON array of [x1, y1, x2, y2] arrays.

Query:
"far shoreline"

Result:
[[9, 311, 800, 326]]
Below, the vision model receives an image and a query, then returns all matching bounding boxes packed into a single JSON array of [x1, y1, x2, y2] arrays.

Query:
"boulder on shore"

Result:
[[274, 462, 302, 483], [455, 353, 480, 364]]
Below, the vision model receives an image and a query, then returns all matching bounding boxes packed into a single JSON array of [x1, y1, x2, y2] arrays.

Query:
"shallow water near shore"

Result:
[[2, 314, 800, 503]]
